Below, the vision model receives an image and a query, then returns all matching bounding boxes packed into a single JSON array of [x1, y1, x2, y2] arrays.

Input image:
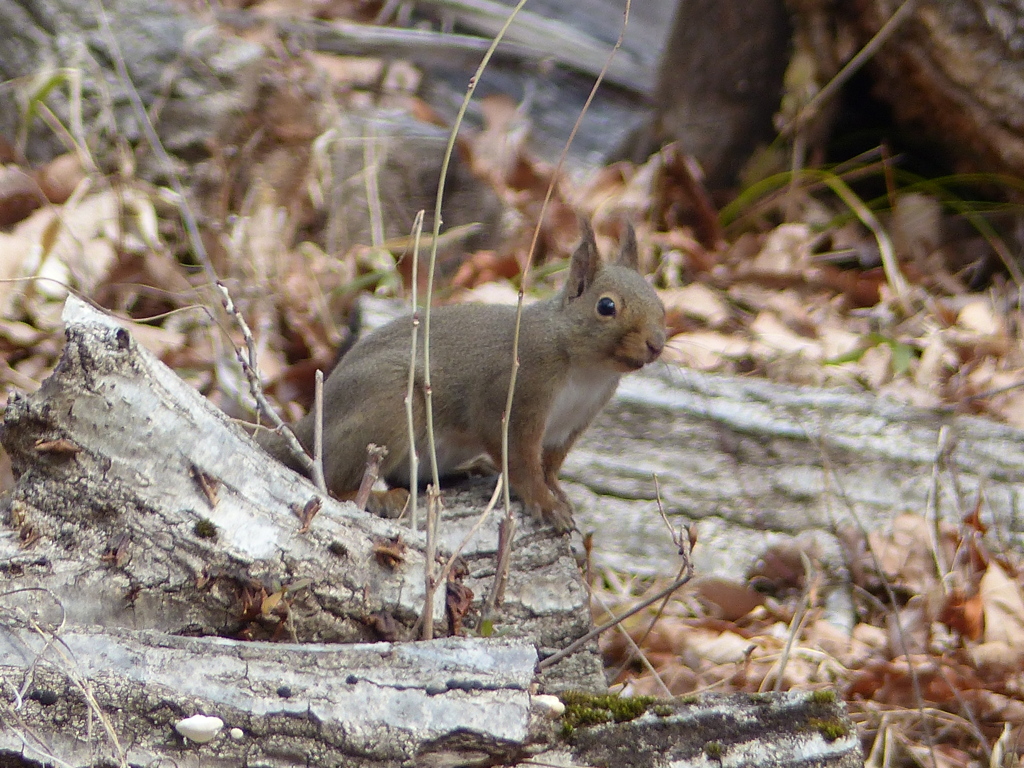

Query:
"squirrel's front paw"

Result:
[[530, 495, 574, 534]]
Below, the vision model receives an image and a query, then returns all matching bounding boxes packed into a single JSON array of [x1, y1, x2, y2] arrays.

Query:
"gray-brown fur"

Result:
[[258, 220, 666, 532]]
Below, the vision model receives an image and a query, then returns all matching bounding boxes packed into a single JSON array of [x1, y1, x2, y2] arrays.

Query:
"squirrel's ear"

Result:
[[616, 223, 640, 270], [566, 218, 599, 300]]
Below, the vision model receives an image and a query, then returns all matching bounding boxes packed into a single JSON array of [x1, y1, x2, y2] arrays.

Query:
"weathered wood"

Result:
[[0, 0, 264, 169], [838, 0, 1024, 178], [0, 624, 861, 767], [0, 298, 864, 767], [0, 297, 603, 689], [567, 363, 1024, 586], [0, 626, 540, 767], [236, 6, 648, 93]]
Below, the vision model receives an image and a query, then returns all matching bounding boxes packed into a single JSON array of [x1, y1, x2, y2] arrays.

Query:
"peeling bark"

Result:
[[567, 362, 1024, 591], [0, 297, 864, 766]]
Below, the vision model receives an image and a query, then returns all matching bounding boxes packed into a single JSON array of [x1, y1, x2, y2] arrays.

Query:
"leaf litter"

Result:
[[1, 3, 1023, 765]]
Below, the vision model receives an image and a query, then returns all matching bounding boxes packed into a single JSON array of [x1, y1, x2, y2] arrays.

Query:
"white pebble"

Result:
[[229, 727, 244, 740], [531, 694, 566, 719], [175, 714, 224, 744]]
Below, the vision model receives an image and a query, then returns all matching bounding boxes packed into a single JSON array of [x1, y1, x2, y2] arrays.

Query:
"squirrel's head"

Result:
[[561, 219, 667, 373]]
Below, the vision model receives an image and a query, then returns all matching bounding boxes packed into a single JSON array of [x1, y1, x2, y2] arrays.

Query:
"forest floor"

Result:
[[2, 2, 1024, 766]]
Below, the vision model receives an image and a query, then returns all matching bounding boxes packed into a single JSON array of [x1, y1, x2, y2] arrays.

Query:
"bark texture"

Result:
[[0, 297, 864, 767], [0, 0, 264, 169], [0, 622, 861, 767], [0, 297, 603, 684], [848, 0, 1024, 177], [566, 363, 1024, 595]]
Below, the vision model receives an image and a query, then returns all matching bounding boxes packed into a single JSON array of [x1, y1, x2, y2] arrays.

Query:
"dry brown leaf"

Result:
[[660, 283, 731, 328], [750, 311, 820, 358], [890, 192, 942, 262], [686, 628, 753, 666], [662, 331, 750, 370], [867, 513, 955, 595], [957, 299, 1005, 337], [0, 165, 42, 226], [35, 153, 85, 205], [980, 562, 1024, 650], [938, 588, 984, 641], [693, 577, 765, 622], [742, 223, 817, 278]]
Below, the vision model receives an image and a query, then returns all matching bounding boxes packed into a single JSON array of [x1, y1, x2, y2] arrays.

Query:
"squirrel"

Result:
[[257, 219, 666, 532]]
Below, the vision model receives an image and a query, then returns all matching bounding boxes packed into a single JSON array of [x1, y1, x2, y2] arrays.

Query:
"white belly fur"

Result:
[[543, 368, 620, 449]]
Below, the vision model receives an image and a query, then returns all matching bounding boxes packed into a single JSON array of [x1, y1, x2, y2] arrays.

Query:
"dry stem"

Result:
[[405, 210, 426, 532], [312, 369, 326, 492], [491, 0, 632, 611], [539, 546, 693, 670], [353, 444, 388, 511]]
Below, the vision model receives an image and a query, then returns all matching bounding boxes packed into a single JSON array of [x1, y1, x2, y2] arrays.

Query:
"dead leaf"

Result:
[[0, 165, 42, 226], [938, 588, 984, 641], [957, 299, 1004, 337], [980, 562, 1024, 649], [34, 438, 81, 455], [372, 535, 406, 570], [446, 581, 474, 636], [743, 223, 817, 278], [190, 465, 220, 507], [694, 577, 765, 622], [35, 153, 85, 205], [261, 589, 286, 617], [660, 284, 731, 328]]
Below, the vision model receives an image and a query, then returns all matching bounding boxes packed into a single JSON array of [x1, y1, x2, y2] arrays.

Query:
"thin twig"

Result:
[[28, 623, 128, 767], [424, 0, 531, 619], [539, 560, 693, 670], [218, 283, 320, 485], [312, 369, 326, 492], [96, 0, 310, 477], [422, 484, 441, 639], [799, 413, 941, 768], [94, 0, 217, 288], [491, 0, 632, 614], [926, 426, 952, 582], [405, 210, 426, 532], [611, 477, 692, 682], [823, 173, 913, 315], [436, 475, 503, 587], [767, 552, 815, 693], [590, 587, 673, 698], [363, 127, 385, 248], [353, 444, 388, 511], [781, 0, 920, 138]]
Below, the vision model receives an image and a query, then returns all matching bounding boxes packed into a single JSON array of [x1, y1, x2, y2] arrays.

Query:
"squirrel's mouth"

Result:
[[613, 355, 649, 372]]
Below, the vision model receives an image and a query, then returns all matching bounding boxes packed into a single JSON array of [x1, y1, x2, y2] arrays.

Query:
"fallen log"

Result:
[[0, 296, 862, 766]]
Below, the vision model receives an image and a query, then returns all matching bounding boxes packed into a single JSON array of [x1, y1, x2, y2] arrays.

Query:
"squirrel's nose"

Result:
[[647, 337, 664, 359]]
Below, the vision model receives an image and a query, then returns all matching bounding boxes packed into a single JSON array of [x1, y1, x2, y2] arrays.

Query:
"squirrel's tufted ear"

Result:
[[616, 222, 639, 271], [566, 217, 599, 300]]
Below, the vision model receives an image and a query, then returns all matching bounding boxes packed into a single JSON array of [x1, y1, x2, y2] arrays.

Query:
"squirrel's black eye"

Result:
[[597, 296, 616, 317]]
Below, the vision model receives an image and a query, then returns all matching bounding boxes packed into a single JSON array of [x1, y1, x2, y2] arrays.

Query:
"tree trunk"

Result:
[[845, 0, 1024, 178]]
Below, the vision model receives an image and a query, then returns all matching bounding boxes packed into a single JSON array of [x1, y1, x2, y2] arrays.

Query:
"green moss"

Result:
[[679, 694, 699, 705], [808, 717, 851, 741], [558, 691, 658, 738], [809, 689, 837, 705], [704, 741, 725, 760], [193, 519, 217, 539], [652, 704, 674, 717]]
